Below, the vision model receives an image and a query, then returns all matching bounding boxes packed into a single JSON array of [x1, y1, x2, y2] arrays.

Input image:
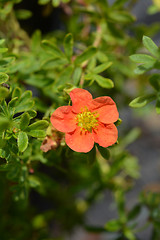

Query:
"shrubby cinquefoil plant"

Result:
[[0, 0, 160, 239]]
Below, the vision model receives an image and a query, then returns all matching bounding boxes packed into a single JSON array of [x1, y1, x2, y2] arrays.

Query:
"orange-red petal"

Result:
[[69, 88, 93, 113], [50, 106, 76, 133], [65, 127, 94, 153], [93, 123, 118, 148], [90, 96, 119, 124]]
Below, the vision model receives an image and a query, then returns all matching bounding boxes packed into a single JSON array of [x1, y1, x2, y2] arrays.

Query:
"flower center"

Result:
[[76, 107, 99, 132]]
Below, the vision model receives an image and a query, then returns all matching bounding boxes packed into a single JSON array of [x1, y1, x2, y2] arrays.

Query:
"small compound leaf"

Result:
[[28, 120, 49, 131], [31, 30, 41, 52], [129, 94, 156, 108], [19, 90, 32, 104], [0, 48, 8, 53], [0, 39, 5, 45], [8, 97, 18, 108], [38, 0, 50, 4], [27, 130, 46, 138], [73, 66, 82, 85], [56, 65, 73, 86], [20, 112, 30, 130], [94, 74, 114, 89], [41, 40, 64, 58], [75, 46, 97, 65], [93, 62, 112, 74], [0, 72, 9, 84], [149, 74, 160, 91], [52, 0, 61, 7], [15, 9, 32, 19], [128, 204, 142, 220], [28, 175, 41, 188], [109, 10, 135, 23], [12, 87, 22, 99], [14, 100, 35, 114], [0, 86, 9, 99], [0, 116, 11, 131], [130, 54, 156, 64], [27, 110, 37, 119], [17, 131, 28, 152], [134, 63, 155, 74], [63, 33, 73, 60], [143, 36, 159, 58], [105, 219, 121, 232]]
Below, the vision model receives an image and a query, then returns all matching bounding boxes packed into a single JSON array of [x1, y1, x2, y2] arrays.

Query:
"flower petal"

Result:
[[70, 88, 93, 113], [50, 106, 76, 133], [93, 123, 118, 148], [65, 127, 94, 153], [90, 96, 119, 123]]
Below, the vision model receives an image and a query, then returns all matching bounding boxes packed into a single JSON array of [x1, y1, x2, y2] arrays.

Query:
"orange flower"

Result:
[[50, 88, 119, 153]]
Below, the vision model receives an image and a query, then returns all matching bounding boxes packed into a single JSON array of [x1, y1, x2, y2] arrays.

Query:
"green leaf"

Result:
[[113, 0, 129, 8], [0, 72, 9, 84], [105, 219, 121, 232], [0, 47, 8, 53], [38, 0, 50, 4], [27, 110, 37, 119], [0, 39, 5, 45], [52, 0, 60, 7], [0, 86, 9, 99], [149, 74, 160, 91], [130, 54, 156, 64], [31, 30, 41, 51], [20, 90, 32, 104], [97, 145, 110, 160], [129, 94, 156, 108], [14, 90, 34, 113], [12, 87, 22, 99], [7, 163, 20, 180], [15, 9, 32, 19], [28, 120, 49, 131], [0, 116, 10, 131], [94, 74, 114, 88], [156, 99, 160, 114], [27, 130, 46, 138], [143, 36, 159, 58], [75, 46, 97, 65], [41, 58, 68, 70], [73, 66, 82, 85], [134, 63, 155, 74], [15, 100, 34, 114], [109, 11, 135, 23], [8, 97, 18, 108], [0, 57, 15, 67], [41, 40, 64, 58], [28, 175, 41, 188], [92, 62, 112, 74], [124, 228, 136, 240], [63, 33, 73, 60], [17, 131, 28, 152], [128, 204, 142, 220], [96, 51, 108, 62], [20, 112, 30, 130], [56, 65, 73, 86]]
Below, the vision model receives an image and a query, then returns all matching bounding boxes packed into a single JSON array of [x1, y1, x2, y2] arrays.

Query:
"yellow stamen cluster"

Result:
[[76, 107, 99, 132]]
